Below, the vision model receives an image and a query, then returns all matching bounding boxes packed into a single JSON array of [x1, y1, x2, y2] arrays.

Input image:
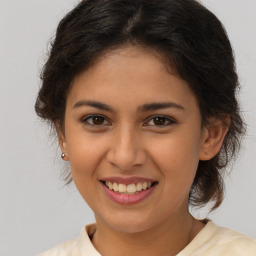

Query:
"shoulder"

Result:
[[178, 221, 256, 256], [198, 221, 256, 255], [37, 224, 99, 256], [209, 222, 256, 255], [37, 234, 82, 256], [37, 239, 77, 256]]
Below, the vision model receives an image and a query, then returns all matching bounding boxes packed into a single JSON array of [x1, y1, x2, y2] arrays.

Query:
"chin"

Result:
[[111, 221, 153, 234], [100, 210, 161, 234]]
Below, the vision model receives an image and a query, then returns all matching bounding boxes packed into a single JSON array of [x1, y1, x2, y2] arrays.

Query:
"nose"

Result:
[[106, 126, 146, 171]]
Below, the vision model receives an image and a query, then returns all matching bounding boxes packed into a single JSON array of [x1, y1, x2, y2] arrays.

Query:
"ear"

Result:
[[55, 122, 69, 161], [199, 117, 230, 161]]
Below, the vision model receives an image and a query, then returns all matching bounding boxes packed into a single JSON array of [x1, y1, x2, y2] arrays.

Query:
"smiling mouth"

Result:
[[100, 180, 158, 195]]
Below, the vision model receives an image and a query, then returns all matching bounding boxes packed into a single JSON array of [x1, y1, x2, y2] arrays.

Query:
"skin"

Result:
[[58, 46, 228, 256]]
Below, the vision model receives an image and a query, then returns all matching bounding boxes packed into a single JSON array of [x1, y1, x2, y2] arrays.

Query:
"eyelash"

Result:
[[81, 114, 176, 128], [144, 115, 176, 127], [81, 115, 111, 126]]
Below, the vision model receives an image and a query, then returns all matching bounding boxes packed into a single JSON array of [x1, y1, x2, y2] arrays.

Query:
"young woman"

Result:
[[36, 0, 256, 255]]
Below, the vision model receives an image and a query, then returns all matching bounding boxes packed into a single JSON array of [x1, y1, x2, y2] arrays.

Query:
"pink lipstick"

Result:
[[100, 177, 158, 205]]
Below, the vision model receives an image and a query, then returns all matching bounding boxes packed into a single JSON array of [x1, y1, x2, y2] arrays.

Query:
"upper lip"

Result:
[[100, 176, 157, 185]]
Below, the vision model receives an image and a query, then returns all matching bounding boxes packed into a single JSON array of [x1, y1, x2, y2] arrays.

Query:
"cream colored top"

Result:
[[38, 221, 256, 256]]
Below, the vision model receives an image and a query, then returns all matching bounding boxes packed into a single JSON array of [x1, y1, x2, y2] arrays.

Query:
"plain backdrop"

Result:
[[0, 0, 255, 255]]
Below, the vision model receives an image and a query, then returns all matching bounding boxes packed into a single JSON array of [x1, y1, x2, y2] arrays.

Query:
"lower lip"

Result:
[[101, 183, 156, 205]]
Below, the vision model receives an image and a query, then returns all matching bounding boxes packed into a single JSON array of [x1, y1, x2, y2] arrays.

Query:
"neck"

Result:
[[92, 211, 205, 256]]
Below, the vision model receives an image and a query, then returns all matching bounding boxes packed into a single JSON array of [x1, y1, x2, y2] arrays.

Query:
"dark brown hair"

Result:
[[35, 0, 245, 210]]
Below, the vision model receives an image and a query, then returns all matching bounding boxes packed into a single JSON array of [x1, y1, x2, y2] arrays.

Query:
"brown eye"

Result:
[[83, 115, 110, 126], [153, 117, 167, 126], [145, 115, 175, 127], [92, 116, 105, 125]]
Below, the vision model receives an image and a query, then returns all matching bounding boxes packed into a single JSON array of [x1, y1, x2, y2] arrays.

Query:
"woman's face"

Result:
[[60, 46, 209, 233]]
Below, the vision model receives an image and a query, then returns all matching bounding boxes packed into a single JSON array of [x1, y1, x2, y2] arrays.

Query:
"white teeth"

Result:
[[142, 182, 148, 190], [136, 183, 143, 192], [118, 184, 127, 193], [113, 182, 118, 192], [127, 184, 136, 193], [104, 181, 154, 194], [106, 181, 113, 190]]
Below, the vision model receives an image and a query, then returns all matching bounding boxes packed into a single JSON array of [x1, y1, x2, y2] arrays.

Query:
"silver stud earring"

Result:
[[61, 153, 66, 159]]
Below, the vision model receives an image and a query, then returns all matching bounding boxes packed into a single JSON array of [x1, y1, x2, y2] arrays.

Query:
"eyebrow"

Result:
[[138, 102, 184, 112], [73, 100, 114, 112], [72, 100, 185, 112]]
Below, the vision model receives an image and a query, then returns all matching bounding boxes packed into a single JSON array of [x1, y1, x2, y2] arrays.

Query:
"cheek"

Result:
[[66, 136, 107, 208], [64, 130, 109, 189], [68, 140, 103, 174], [147, 130, 201, 183]]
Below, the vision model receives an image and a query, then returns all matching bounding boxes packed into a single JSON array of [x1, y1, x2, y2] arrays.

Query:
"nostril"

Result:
[[106, 148, 147, 171]]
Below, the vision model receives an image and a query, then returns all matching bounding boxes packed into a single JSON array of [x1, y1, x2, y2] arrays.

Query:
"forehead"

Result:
[[67, 46, 198, 112]]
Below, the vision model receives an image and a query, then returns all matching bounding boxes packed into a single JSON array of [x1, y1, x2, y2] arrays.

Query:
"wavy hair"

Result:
[[35, 0, 245, 210]]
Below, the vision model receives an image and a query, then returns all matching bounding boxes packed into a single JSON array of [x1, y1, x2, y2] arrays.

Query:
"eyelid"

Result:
[[81, 114, 111, 126], [144, 115, 176, 126], [80, 114, 176, 127]]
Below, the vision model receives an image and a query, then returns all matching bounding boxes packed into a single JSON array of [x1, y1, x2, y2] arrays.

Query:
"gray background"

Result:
[[0, 0, 255, 255]]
